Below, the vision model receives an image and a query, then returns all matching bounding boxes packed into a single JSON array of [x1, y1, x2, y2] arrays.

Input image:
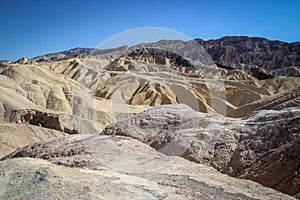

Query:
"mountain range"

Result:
[[0, 36, 299, 199]]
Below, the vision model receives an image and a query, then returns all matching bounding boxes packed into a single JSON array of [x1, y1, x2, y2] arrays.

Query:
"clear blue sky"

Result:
[[0, 0, 299, 61]]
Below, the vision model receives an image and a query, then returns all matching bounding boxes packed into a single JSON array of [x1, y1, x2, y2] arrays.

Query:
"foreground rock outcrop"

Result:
[[2, 104, 299, 197], [101, 104, 300, 197], [0, 135, 295, 200]]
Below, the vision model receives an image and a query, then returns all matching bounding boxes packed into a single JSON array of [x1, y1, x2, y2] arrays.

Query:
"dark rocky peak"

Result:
[[15, 57, 29, 64], [61, 47, 93, 56], [33, 46, 130, 62], [33, 48, 93, 62], [195, 36, 300, 71], [90, 45, 129, 56], [127, 47, 193, 66]]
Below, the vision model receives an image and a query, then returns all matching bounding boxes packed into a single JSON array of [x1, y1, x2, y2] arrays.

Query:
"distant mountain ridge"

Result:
[[32, 46, 128, 62], [196, 36, 300, 71], [32, 36, 300, 76]]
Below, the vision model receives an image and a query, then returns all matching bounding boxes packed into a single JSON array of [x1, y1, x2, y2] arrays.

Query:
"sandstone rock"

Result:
[[255, 87, 300, 111], [2, 40, 299, 121], [0, 123, 67, 158]]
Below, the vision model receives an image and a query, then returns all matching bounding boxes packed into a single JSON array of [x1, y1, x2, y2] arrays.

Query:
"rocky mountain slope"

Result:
[[0, 36, 299, 199], [197, 36, 300, 72], [33, 36, 300, 76]]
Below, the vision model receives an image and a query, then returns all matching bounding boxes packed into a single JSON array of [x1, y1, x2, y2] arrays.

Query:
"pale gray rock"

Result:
[[102, 104, 229, 164], [0, 135, 295, 200], [228, 107, 300, 196], [102, 104, 300, 197]]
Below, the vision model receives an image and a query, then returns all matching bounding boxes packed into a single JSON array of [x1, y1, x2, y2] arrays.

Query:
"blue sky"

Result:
[[0, 0, 299, 61]]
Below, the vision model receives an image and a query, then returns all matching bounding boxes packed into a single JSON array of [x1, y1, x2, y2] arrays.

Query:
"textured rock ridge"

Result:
[[101, 104, 300, 196]]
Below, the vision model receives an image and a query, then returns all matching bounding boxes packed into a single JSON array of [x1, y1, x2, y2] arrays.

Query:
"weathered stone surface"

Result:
[[3, 103, 299, 197], [0, 135, 295, 200], [1, 134, 171, 172], [228, 107, 300, 196], [102, 104, 300, 197]]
